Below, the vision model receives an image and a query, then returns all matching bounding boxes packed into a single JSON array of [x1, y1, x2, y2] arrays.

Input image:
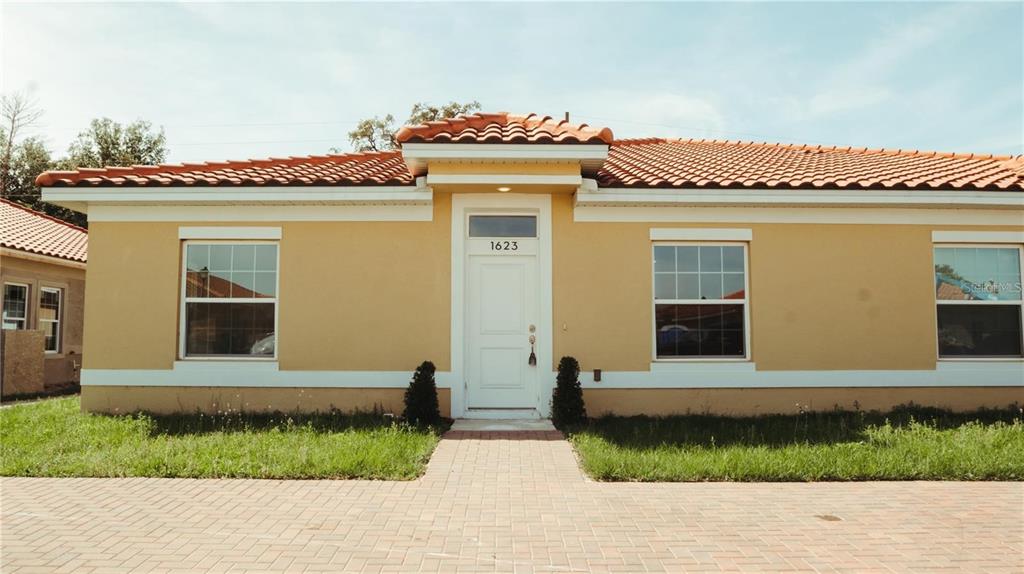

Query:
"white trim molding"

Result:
[[450, 193, 554, 418], [178, 226, 282, 240], [87, 204, 433, 222], [577, 186, 1024, 209], [932, 231, 1024, 243], [83, 367, 455, 389], [650, 228, 752, 241], [575, 206, 1024, 226], [42, 181, 432, 214], [426, 173, 582, 186], [578, 362, 1024, 388]]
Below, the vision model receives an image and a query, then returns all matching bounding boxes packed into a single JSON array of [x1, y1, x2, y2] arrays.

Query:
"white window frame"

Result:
[[2, 282, 30, 331], [39, 286, 62, 353], [178, 240, 280, 361], [933, 243, 1024, 362], [651, 242, 751, 362]]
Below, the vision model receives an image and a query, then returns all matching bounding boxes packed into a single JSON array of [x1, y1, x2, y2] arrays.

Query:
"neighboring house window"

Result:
[[3, 283, 29, 330], [934, 246, 1023, 358], [182, 242, 278, 358], [653, 244, 748, 359], [39, 287, 62, 352]]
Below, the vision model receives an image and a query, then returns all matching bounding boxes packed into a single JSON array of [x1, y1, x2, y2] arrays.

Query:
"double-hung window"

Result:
[[653, 244, 748, 359], [182, 242, 278, 358], [39, 287, 62, 352], [934, 246, 1023, 358], [2, 283, 29, 330]]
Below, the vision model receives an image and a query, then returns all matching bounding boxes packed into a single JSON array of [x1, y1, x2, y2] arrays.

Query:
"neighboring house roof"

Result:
[[34, 113, 1024, 192], [0, 199, 88, 263], [394, 112, 615, 145]]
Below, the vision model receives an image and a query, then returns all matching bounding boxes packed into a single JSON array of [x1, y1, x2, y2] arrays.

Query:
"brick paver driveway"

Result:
[[2, 429, 1022, 573]]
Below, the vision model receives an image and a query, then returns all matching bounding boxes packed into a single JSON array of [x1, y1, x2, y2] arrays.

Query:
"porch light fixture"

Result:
[[497, 186, 511, 192]]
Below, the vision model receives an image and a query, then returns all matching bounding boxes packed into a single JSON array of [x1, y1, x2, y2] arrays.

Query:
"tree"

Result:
[[551, 356, 587, 429], [59, 118, 167, 169], [346, 100, 482, 152], [1, 92, 44, 197], [403, 360, 442, 426]]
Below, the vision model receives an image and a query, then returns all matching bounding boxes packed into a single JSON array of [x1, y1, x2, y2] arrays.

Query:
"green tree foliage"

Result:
[[346, 101, 482, 152], [403, 360, 442, 426], [551, 356, 587, 429], [59, 118, 167, 169]]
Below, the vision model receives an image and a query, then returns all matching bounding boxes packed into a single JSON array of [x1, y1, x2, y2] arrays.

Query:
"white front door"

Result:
[[465, 221, 540, 410]]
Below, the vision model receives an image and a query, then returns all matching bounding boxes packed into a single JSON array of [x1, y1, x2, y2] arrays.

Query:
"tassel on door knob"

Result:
[[528, 334, 537, 366]]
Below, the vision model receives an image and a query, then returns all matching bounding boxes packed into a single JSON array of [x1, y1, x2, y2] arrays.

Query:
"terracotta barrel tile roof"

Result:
[[0, 199, 88, 262], [395, 112, 615, 145], [34, 151, 412, 188], [598, 139, 1024, 191], [33, 114, 1024, 192]]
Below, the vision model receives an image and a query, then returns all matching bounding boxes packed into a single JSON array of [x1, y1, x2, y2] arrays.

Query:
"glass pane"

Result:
[[677, 273, 700, 299], [233, 245, 255, 271], [254, 245, 277, 271], [186, 244, 209, 272], [723, 273, 745, 300], [43, 321, 58, 352], [654, 274, 675, 300], [677, 247, 699, 272], [935, 247, 1022, 301], [655, 304, 745, 358], [937, 305, 1022, 357], [468, 215, 537, 238], [699, 246, 722, 272], [653, 246, 675, 273], [210, 245, 232, 271], [39, 290, 60, 321], [3, 284, 28, 324], [254, 272, 276, 298], [700, 273, 723, 299], [230, 271, 256, 297], [185, 302, 276, 356], [722, 246, 744, 272], [206, 270, 234, 298]]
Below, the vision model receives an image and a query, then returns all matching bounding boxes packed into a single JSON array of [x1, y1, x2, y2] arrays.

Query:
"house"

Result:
[[1, 199, 87, 398], [36, 112, 1024, 418]]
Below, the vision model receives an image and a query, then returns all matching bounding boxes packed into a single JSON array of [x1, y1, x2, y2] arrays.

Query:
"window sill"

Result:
[[650, 361, 755, 373], [174, 360, 279, 372]]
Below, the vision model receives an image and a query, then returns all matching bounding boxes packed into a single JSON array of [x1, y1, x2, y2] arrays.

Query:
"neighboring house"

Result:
[[0, 199, 87, 398], [36, 112, 1024, 418]]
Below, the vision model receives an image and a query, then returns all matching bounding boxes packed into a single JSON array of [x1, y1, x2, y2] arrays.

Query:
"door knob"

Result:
[[529, 324, 536, 333]]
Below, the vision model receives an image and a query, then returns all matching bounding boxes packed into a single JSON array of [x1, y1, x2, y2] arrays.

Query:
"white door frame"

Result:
[[450, 193, 553, 418]]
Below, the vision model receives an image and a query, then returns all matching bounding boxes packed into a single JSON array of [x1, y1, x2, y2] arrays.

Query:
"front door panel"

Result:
[[466, 241, 538, 409]]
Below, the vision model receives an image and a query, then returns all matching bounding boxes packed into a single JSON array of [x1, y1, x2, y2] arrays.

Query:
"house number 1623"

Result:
[[490, 240, 518, 251]]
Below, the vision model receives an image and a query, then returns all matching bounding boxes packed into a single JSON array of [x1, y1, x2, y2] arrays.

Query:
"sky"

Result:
[[2, 1, 1022, 164]]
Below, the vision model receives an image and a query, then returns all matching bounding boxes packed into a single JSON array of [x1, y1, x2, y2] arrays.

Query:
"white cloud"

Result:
[[573, 91, 727, 140]]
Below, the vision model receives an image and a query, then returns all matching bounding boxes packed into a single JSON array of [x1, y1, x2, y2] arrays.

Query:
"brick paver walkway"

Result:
[[2, 429, 1022, 573]]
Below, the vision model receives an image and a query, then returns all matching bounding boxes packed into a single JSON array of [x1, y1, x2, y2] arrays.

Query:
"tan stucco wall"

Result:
[[1, 254, 86, 388], [81, 385, 451, 417], [84, 195, 451, 371], [584, 387, 1023, 416], [551, 193, 1024, 372]]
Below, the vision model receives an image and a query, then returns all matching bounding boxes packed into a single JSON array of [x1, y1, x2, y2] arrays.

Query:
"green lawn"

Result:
[[0, 396, 444, 479], [569, 406, 1024, 481]]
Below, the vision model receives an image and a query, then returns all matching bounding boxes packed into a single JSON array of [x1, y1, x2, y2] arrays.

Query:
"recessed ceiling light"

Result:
[[497, 186, 511, 192]]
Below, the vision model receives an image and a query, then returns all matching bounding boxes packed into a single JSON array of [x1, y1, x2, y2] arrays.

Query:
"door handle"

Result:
[[528, 334, 537, 366]]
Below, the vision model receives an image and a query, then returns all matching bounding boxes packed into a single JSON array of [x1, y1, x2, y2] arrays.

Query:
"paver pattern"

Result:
[[2, 429, 1022, 573]]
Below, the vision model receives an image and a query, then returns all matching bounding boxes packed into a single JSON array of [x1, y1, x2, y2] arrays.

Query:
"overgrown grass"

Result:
[[0, 396, 445, 479], [569, 406, 1024, 481]]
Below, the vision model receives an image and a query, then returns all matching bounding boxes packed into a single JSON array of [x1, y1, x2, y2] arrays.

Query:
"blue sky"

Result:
[[3, 2, 1021, 163]]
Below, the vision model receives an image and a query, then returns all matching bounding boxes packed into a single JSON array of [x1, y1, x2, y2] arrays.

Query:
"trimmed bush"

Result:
[[551, 356, 587, 428], [403, 361, 441, 426]]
